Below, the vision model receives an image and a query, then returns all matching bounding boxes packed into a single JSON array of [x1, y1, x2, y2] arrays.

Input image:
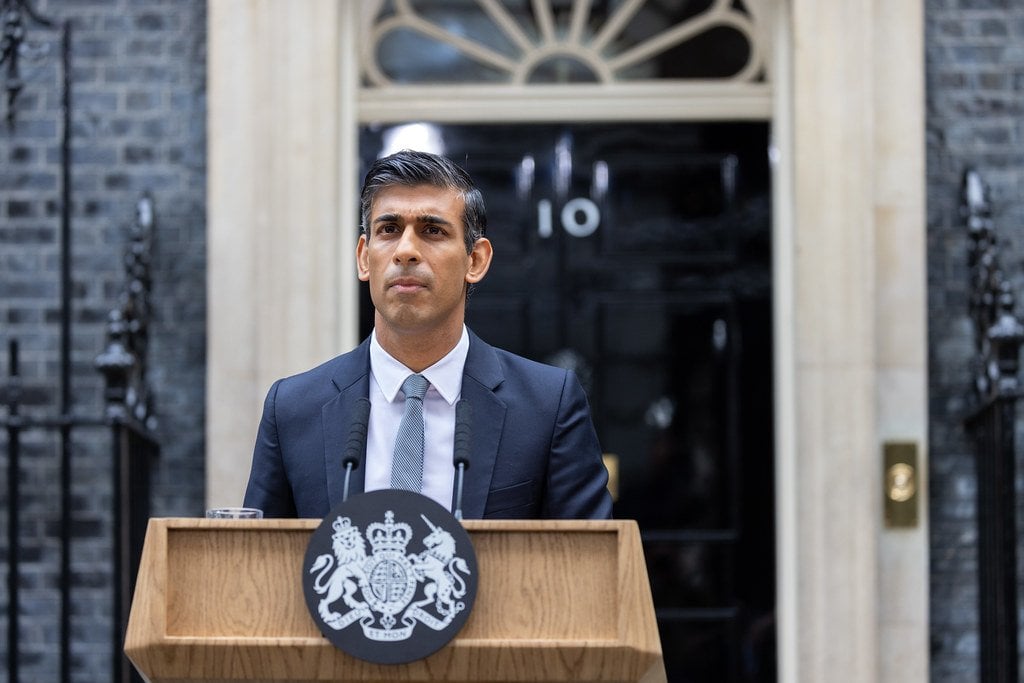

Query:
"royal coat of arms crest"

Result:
[[302, 489, 478, 664]]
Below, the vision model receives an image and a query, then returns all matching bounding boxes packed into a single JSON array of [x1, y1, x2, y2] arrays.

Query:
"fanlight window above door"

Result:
[[361, 0, 770, 86]]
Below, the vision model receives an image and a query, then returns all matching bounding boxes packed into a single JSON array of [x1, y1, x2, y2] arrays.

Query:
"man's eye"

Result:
[[379, 224, 398, 234], [425, 225, 443, 235]]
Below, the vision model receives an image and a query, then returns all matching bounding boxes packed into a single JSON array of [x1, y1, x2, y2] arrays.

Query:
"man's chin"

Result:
[[380, 308, 433, 333], [378, 307, 466, 338]]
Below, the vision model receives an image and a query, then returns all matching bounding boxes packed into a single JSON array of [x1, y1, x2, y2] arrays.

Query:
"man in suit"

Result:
[[244, 150, 611, 519]]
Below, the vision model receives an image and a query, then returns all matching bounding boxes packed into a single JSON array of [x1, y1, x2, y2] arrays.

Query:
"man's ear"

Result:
[[466, 237, 493, 284], [356, 234, 370, 282]]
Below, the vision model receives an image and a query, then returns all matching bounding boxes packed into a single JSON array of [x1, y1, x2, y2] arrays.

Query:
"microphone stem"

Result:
[[454, 462, 465, 521], [342, 462, 353, 503]]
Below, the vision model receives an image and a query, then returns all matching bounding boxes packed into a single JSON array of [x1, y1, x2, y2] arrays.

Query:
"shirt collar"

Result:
[[369, 326, 469, 406]]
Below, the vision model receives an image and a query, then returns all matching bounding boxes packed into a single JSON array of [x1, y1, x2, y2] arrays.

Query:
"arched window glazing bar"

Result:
[[361, 0, 768, 86]]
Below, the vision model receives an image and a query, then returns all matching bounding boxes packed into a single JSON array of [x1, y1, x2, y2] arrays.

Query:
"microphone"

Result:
[[341, 398, 371, 502], [452, 400, 472, 520]]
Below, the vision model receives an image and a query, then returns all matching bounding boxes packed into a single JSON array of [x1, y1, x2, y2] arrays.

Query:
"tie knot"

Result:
[[401, 373, 429, 401]]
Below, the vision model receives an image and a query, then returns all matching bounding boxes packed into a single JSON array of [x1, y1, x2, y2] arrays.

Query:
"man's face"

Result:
[[357, 184, 492, 340]]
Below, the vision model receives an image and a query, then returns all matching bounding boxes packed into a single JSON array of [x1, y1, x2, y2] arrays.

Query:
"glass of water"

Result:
[[205, 507, 263, 519]]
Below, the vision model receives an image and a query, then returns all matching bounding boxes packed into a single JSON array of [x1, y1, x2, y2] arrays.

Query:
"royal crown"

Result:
[[367, 510, 412, 554]]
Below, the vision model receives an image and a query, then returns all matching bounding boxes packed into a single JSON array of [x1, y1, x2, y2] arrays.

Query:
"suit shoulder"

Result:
[[467, 331, 569, 387], [272, 343, 368, 399], [489, 347, 573, 395], [492, 347, 562, 375]]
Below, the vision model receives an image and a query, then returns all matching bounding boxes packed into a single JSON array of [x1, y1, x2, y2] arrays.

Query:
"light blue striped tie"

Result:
[[390, 373, 430, 492]]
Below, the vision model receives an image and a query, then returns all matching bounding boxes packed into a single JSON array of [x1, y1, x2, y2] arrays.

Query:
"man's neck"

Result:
[[374, 318, 464, 373]]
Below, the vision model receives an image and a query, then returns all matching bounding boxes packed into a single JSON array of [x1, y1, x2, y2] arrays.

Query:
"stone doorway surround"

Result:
[[206, 2, 927, 681]]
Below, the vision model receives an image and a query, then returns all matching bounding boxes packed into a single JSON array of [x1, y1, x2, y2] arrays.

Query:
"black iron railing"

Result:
[[963, 167, 1021, 683], [2, 3, 159, 681], [2, 194, 159, 683]]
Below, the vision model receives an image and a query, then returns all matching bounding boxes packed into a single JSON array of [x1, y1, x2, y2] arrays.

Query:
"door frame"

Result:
[[206, 2, 928, 681]]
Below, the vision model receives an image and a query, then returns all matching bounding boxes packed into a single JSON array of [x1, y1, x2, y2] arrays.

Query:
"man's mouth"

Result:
[[388, 277, 427, 294]]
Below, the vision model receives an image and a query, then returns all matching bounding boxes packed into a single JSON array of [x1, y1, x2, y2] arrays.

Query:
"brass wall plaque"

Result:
[[884, 441, 918, 528]]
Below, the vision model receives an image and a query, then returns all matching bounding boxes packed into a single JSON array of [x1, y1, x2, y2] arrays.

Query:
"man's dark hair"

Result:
[[359, 149, 487, 254]]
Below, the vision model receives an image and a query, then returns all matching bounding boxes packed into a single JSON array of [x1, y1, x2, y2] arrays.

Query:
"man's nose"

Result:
[[393, 226, 420, 263]]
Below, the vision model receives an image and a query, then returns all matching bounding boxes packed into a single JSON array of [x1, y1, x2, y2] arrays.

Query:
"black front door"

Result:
[[360, 121, 775, 681]]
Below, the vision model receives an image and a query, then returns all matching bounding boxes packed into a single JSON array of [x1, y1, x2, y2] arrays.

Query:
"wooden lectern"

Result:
[[125, 519, 666, 683]]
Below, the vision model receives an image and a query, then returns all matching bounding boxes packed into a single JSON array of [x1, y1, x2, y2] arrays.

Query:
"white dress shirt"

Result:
[[364, 326, 469, 510]]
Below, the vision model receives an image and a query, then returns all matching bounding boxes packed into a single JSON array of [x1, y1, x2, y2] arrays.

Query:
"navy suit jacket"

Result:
[[243, 330, 613, 519]]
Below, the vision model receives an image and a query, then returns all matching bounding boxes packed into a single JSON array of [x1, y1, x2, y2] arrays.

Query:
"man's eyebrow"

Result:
[[372, 212, 454, 226], [372, 213, 400, 225]]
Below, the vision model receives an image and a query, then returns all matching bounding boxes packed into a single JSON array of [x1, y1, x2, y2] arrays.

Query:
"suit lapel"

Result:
[[320, 332, 505, 517], [458, 332, 506, 519], [323, 339, 372, 509]]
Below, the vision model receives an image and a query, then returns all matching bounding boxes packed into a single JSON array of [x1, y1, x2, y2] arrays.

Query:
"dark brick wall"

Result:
[[926, 1, 1024, 680], [0, 0, 1019, 681], [0, 1, 206, 681]]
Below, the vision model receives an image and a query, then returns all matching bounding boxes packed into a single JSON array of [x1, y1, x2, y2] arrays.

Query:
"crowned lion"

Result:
[[309, 516, 369, 627]]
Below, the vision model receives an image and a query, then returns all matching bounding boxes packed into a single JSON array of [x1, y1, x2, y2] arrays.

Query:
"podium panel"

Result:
[[125, 519, 665, 683]]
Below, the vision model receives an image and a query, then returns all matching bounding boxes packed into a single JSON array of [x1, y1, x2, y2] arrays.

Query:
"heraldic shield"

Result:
[[302, 489, 479, 664]]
